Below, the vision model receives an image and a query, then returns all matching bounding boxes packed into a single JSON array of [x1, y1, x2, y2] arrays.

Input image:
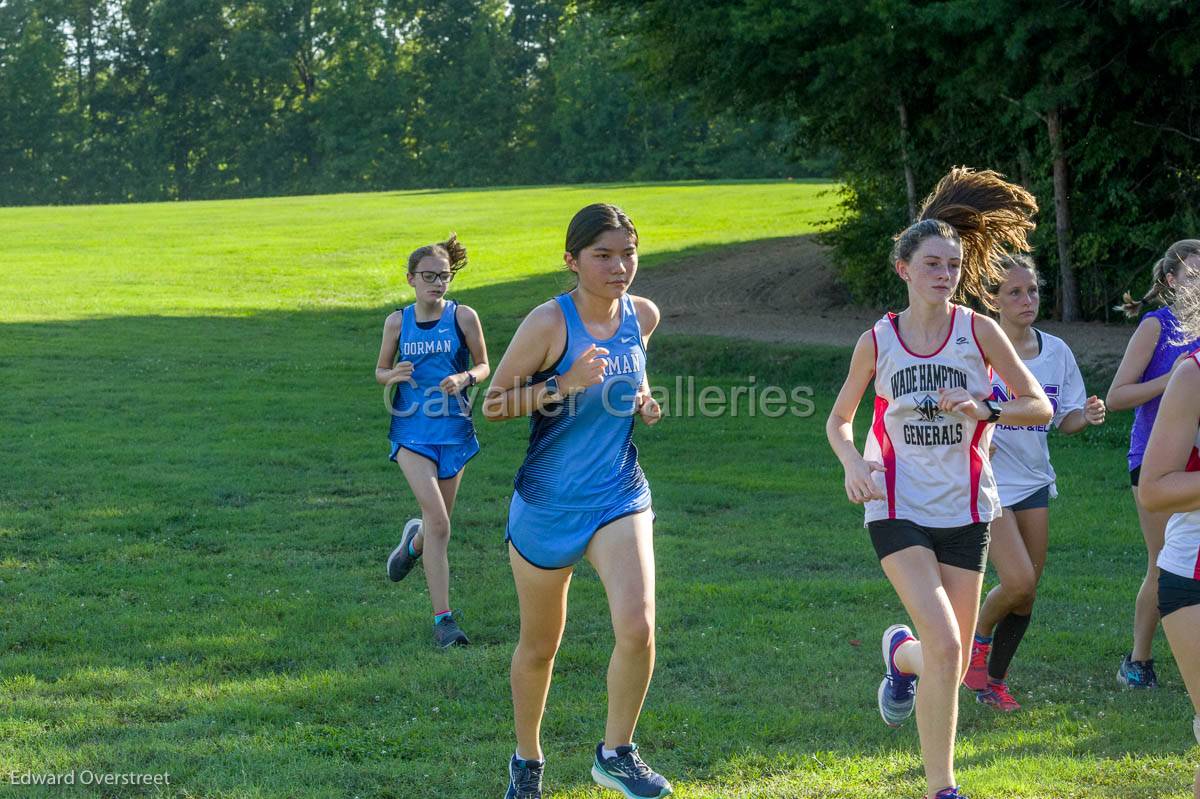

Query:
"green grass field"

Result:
[[0, 181, 1194, 798]]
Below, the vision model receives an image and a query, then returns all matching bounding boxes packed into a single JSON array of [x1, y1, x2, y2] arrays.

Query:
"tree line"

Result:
[[0, 0, 815, 207], [595, 0, 1200, 321]]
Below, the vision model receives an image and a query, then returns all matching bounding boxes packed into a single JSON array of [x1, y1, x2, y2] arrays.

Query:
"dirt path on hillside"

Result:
[[636, 235, 1133, 374]]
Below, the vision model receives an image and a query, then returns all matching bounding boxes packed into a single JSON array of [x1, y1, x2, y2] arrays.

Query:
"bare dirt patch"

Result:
[[636, 235, 1133, 374]]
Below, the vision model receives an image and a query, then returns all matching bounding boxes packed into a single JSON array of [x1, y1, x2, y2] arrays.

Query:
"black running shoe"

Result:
[[433, 612, 470, 648], [386, 518, 422, 582], [504, 753, 543, 798], [1117, 653, 1158, 688], [591, 742, 672, 797]]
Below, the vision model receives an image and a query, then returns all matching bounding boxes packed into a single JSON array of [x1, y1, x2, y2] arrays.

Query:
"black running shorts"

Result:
[[1159, 569, 1200, 618], [868, 518, 991, 573]]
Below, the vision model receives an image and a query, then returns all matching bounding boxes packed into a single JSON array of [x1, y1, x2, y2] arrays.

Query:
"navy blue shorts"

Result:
[[506, 489, 653, 570], [1007, 484, 1052, 512], [389, 436, 480, 480]]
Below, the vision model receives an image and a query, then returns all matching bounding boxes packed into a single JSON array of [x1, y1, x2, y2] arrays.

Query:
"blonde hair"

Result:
[[1117, 239, 1200, 318], [1175, 279, 1200, 342], [892, 167, 1039, 310]]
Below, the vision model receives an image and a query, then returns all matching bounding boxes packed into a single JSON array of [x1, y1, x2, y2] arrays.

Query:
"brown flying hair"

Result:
[[407, 233, 468, 274], [1116, 239, 1200, 319], [892, 167, 1039, 311]]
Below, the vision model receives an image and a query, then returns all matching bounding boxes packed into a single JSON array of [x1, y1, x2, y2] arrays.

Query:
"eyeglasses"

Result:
[[416, 271, 454, 284]]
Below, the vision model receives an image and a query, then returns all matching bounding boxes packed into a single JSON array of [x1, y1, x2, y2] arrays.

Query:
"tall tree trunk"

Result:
[[1046, 107, 1080, 321], [896, 97, 917, 222]]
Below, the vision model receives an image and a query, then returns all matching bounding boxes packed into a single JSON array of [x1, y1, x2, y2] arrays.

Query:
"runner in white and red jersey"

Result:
[[1139, 333, 1200, 799], [864, 305, 998, 528], [827, 168, 1052, 799], [963, 255, 1106, 713]]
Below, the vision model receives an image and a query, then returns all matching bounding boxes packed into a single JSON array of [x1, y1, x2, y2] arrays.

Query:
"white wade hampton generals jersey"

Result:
[[989, 330, 1087, 506], [864, 307, 1000, 527]]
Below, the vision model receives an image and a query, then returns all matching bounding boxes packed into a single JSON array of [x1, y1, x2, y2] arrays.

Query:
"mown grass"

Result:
[[0, 181, 1194, 798]]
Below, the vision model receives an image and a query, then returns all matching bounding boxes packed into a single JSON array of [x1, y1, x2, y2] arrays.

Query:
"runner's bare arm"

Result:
[[974, 315, 1052, 426], [1139, 359, 1200, 514], [827, 331, 886, 503]]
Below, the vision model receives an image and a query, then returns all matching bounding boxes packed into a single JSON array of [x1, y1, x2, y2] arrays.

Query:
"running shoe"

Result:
[[975, 679, 1020, 712], [504, 753, 543, 799], [878, 623, 917, 727], [591, 742, 673, 798], [386, 518, 422, 581], [962, 638, 990, 691], [433, 612, 470, 648], [924, 788, 967, 799], [1117, 653, 1158, 688]]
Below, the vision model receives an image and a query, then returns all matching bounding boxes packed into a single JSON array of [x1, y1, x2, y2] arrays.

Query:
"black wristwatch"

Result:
[[983, 398, 1002, 423], [544, 375, 562, 402], [467, 372, 477, 387]]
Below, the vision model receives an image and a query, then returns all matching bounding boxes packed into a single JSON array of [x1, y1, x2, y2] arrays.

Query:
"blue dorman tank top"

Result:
[[388, 300, 475, 445], [514, 292, 650, 510]]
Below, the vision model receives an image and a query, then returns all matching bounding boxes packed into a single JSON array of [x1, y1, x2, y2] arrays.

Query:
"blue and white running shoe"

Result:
[[591, 742, 672, 798], [504, 753, 543, 799], [878, 623, 917, 727]]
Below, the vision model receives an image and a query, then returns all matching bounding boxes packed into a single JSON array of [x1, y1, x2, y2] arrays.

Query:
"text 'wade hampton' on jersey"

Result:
[[890, 363, 970, 447]]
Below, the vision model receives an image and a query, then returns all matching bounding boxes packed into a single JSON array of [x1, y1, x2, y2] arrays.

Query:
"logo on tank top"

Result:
[[601, 350, 643, 377], [402, 339, 455, 357], [993, 383, 1056, 432], [912, 395, 943, 423], [891, 364, 969, 447]]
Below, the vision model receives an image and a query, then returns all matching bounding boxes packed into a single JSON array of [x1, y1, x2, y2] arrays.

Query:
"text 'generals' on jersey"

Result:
[[402, 339, 455, 357], [889, 363, 968, 398], [903, 422, 964, 446]]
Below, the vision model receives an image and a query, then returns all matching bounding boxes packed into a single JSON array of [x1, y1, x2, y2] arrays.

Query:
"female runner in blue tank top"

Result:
[[483, 204, 671, 799], [374, 234, 490, 649], [1106, 239, 1200, 687]]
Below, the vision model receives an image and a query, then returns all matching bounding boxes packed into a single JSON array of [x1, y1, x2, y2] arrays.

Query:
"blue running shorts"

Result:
[[506, 489, 653, 570], [389, 436, 480, 480]]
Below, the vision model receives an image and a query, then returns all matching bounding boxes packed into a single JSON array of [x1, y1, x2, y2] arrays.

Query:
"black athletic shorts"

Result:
[[868, 519, 991, 573], [1008, 484, 1051, 512], [1130, 466, 1141, 487], [1159, 569, 1200, 618]]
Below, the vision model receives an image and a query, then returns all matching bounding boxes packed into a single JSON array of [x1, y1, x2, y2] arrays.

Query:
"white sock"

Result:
[[601, 745, 621, 759]]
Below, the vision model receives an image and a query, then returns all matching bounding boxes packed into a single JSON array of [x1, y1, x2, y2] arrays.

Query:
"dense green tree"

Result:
[[0, 1, 798, 207], [593, 0, 1200, 320]]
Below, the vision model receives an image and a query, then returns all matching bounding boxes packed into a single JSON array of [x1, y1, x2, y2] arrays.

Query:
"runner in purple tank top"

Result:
[[1106, 239, 1200, 688]]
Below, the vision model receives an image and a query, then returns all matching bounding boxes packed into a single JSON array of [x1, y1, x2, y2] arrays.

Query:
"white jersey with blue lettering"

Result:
[[863, 305, 999, 527], [1158, 353, 1200, 581], [989, 329, 1087, 507]]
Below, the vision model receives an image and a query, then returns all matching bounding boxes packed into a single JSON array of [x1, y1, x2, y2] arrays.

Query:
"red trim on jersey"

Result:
[[968, 420, 988, 523], [1183, 444, 1200, 579], [970, 310, 988, 363], [872, 395, 897, 519], [888, 306, 958, 359]]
